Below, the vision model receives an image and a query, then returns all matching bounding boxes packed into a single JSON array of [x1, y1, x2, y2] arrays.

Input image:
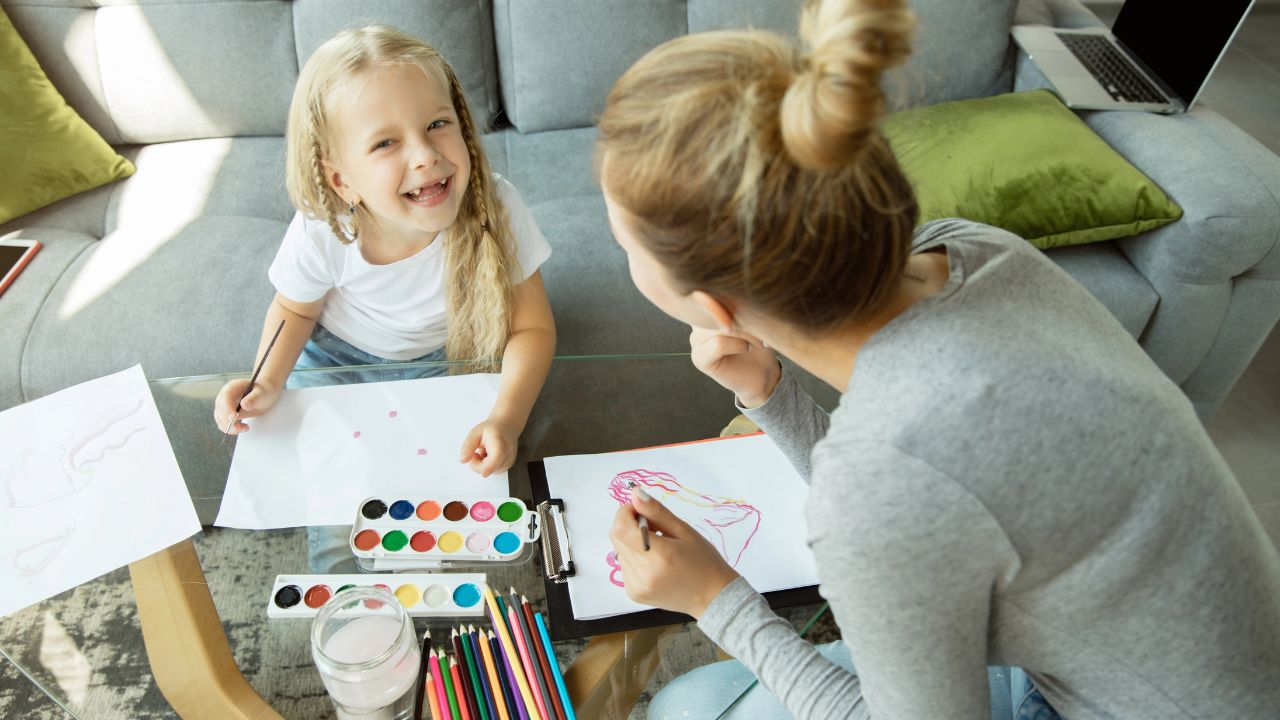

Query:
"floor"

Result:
[[1087, 2, 1280, 548]]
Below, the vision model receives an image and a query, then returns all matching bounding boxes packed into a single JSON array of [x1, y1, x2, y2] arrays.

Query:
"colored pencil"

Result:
[[430, 648, 451, 720], [495, 594, 512, 638], [426, 668, 445, 720], [492, 627, 529, 720], [450, 656, 473, 720], [510, 589, 554, 720], [459, 625, 490, 720], [477, 625, 510, 720], [481, 584, 541, 720], [522, 597, 565, 720], [415, 630, 432, 720], [452, 629, 480, 720], [466, 625, 498, 720], [440, 649, 462, 720], [534, 613, 575, 720], [508, 602, 550, 720]]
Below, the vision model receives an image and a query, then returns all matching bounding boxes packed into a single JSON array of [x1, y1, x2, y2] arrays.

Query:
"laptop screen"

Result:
[[1112, 0, 1254, 103]]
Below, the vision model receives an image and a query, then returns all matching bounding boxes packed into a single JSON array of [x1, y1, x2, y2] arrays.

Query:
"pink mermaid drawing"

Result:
[[604, 468, 761, 588]]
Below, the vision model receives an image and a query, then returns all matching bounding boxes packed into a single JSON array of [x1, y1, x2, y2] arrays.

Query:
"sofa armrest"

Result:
[[1083, 106, 1280, 419]]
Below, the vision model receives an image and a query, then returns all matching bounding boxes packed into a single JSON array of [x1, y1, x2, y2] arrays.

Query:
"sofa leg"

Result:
[[128, 538, 282, 720]]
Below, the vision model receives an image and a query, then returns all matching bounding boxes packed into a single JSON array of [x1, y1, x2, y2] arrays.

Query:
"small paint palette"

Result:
[[350, 496, 540, 567], [266, 573, 487, 619]]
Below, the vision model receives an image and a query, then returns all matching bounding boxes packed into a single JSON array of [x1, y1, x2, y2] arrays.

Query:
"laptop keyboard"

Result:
[[1056, 33, 1168, 104]]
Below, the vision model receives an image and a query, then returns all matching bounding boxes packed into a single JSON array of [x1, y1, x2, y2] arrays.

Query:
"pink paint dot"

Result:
[[352, 431, 361, 439], [388, 411, 398, 418], [417, 448, 427, 456]]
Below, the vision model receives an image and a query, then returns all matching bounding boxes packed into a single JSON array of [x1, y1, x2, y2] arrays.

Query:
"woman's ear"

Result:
[[691, 291, 736, 332]]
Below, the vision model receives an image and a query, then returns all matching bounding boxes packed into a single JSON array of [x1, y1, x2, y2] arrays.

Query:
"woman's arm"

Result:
[[460, 270, 555, 476], [739, 367, 831, 481]]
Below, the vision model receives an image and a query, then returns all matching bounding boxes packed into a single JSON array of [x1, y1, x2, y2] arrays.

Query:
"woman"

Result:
[[598, 0, 1280, 718]]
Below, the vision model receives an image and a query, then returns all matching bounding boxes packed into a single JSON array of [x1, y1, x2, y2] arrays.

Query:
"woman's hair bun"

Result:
[[781, 0, 915, 170]]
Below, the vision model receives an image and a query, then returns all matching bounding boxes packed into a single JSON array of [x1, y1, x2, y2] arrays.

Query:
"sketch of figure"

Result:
[[604, 468, 762, 586], [2, 398, 147, 576]]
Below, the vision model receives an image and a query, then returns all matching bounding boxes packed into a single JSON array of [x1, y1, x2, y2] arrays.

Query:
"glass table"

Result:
[[0, 355, 837, 719]]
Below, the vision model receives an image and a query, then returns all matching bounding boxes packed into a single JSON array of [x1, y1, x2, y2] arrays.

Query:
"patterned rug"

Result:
[[0, 527, 836, 719]]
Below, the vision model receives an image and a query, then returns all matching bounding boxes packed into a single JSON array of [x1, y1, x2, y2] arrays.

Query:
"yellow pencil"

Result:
[[475, 623, 510, 720], [481, 583, 542, 720]]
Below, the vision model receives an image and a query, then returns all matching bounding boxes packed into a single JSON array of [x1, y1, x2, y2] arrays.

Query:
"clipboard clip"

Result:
[[537, 499, 576, 583]]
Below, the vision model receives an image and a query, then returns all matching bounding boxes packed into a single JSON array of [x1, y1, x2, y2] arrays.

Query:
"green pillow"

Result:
[[881, 89, 1181, 249], [0, 6, 134, 225]]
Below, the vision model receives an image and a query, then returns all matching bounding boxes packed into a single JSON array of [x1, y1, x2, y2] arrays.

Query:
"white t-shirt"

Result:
[[268, 174, 552, 361]]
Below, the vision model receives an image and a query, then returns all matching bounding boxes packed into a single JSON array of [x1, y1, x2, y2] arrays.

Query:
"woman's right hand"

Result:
[[214, 379, 282, 435], [689, 326, 782, 409]]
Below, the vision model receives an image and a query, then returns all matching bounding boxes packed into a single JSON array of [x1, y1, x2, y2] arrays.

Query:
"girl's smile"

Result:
[[402, 175, 452, 208]]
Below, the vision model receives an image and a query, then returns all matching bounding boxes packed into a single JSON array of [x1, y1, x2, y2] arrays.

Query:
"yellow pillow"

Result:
[[0, 6, 134, 225]]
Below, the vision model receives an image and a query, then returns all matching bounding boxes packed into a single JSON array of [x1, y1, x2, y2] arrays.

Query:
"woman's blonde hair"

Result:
[[597, 0, 918, 332], [285, 26, 513, 368]]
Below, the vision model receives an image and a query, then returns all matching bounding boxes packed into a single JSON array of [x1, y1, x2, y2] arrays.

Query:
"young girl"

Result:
[[597, 0, 1280, 718], [212, 26, 555, 573]]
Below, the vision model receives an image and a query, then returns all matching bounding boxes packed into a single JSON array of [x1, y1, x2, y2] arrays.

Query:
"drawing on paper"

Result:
[[604, 550, 625, 587], [2, 398, 147, 576], [604, 468, 762, 586]]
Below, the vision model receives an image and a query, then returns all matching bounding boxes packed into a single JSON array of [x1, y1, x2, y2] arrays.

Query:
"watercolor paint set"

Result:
[[267, 573, 488, 619], [350, 496, 540, 570]]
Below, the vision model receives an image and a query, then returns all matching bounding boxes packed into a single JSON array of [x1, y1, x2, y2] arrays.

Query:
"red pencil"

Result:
[[522, 597, 566, 720], [450, 656, 473, 720]]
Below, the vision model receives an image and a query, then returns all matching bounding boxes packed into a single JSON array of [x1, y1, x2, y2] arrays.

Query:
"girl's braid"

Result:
[[311, 138, 354, 244]]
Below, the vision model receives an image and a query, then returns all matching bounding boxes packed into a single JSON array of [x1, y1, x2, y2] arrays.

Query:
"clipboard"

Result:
[[529, 459, 823, 641]]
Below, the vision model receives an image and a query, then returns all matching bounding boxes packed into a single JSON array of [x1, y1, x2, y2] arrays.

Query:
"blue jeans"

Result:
[[290, 325, 449, 573], [647, 641, 1062, 720]]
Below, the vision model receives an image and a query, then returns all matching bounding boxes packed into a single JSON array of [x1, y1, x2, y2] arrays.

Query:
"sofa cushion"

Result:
[[0, 228, 97, 409], [493, 0, 688, 133], [495, 0, 1019, 133], [292, 0, 501, 127], [1045, 242, 1157, 339], [0, 5, 134, 224], [884, 90, 1183, 249], [690, 0, 1018, 108]]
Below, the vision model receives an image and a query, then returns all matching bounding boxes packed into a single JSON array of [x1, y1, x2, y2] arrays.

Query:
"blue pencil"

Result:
[[468, 625, 499, 720], [534, 612, 575, 720], [490, 629, 525, 720]]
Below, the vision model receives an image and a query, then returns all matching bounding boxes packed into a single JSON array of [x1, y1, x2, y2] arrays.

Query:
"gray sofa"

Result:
[[4, 0, 1278, 524]]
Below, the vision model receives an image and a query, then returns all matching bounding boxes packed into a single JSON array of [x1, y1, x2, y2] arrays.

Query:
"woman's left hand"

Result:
[[609, 487, 740, 619], [459, 416, 518, 478]]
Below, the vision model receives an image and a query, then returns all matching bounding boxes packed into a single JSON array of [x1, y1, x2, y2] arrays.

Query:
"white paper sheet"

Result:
[[0, 365, 201, 618], [216, 373, 510, 529], [544, 433, 819, 621]]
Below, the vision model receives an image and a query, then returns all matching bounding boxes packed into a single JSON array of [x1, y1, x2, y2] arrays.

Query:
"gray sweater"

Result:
[[698, 220, 1280, 719]]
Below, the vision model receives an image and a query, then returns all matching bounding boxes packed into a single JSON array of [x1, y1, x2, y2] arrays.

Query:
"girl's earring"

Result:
[[348, 201, 356, 215]]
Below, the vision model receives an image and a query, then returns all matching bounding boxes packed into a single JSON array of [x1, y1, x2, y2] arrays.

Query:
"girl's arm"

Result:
[[214, 292, 324, 434], [460, 270, 556, 476]]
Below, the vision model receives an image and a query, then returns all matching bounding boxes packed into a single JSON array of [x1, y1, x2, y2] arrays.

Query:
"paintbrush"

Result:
[[222, 317, 285, 440], [628, 481, 650, 551]]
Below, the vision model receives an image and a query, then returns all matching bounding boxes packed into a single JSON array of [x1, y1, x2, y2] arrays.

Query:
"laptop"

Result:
[[1011, 0, 1256, 113]]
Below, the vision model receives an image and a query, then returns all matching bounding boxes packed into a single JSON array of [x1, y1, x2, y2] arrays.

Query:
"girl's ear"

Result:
[[322, 158, 354, 204], [691, 291, 736, 333]]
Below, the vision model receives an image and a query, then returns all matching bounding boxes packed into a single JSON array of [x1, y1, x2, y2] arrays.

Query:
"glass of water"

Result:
[[311, 586, 421, 720]]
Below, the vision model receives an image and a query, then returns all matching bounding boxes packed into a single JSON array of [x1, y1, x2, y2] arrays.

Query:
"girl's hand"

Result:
[[609, 487, 740, 619], [213, 378, 281, 435], [689, 326, 782, 409], [459, 416, 518, 478]]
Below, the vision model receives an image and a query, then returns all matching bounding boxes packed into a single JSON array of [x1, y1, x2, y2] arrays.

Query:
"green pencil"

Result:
[[459, 625, 490, 720], [438, 648, 462, 720]]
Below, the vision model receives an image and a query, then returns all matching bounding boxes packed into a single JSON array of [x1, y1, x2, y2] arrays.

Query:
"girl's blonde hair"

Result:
[[597, 0, 918, 332], [285, 26, 513, 368]]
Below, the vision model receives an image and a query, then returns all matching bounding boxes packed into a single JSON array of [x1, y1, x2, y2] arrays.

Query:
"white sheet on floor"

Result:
[[0, 365, 200, 618], [216, 373, 509, 529], [544, 433, 819, 621]]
